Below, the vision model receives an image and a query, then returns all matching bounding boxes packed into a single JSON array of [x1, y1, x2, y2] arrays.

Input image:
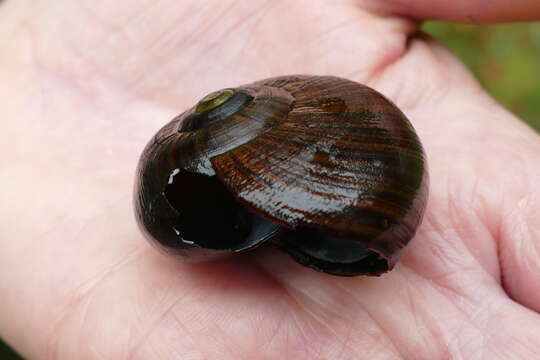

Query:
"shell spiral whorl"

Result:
[[134, 75, 428, 276]]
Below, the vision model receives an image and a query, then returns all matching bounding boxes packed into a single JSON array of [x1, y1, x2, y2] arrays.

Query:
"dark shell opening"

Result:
[[164, 169, 279, 251], [274, 228, 389, 276], [164, 168, 389, 276]]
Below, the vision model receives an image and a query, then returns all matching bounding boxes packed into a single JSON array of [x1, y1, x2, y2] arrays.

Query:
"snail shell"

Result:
[[134, 75, 428, 276]]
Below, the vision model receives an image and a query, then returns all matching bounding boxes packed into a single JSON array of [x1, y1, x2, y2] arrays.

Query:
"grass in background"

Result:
[[0, 21, 538, 360], [423, 22, 540, 132]]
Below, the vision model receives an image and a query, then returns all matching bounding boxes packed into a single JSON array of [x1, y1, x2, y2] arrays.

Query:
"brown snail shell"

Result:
[[134, 75, 428, 276]]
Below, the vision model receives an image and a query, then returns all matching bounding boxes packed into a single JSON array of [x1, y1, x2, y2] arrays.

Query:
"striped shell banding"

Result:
[[134, 75, 428, 276]]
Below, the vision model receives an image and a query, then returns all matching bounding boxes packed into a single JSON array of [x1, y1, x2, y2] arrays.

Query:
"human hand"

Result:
[[1, 1, 540, 358]]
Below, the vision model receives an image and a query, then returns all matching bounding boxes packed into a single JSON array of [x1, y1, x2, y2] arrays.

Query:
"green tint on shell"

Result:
[[195, 89, 235, 113]]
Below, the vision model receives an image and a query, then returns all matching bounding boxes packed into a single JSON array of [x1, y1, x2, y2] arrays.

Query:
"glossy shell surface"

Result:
[[134, 75, 428, 276]]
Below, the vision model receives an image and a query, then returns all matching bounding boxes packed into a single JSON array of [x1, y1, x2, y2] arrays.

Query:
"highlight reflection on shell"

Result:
[[134, 75, 428, 276]]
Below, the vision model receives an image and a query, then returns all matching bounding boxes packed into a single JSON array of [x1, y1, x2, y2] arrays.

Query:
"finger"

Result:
[[369, 0, 540, 22], [499, 190, 540, 313]]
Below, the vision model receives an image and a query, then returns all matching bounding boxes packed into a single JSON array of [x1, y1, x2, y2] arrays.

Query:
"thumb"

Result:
[[371, 0, 540, 22]]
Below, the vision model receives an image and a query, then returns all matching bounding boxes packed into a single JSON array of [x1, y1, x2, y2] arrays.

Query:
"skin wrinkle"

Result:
[[3, 1, 540, 359], [165, 283, 234, 359], [290, 295, 364, 359], [34, 0, 416, 108], [403, 225, 503, 357], [197, 274, 255, 358], [521, 213, 540, 275], [334, 323, 354, 360], [273, 268, 393, 356], [67, 43, 141, 106], [30, 5, 114, 101], [168, 311, 207, 360], [499, 192, 540, 310], [409, 226, 496, 306], [403, 281, 435, 355], [300, 17, 369, 50], [126, 259, 267, 360], [367, 38, 450, 111], [125, 283, 199, 360], [75, 291, 100, 357], [123, 3, 273, 101], [413, 289, 480, 359], [77, 2, 132, 43], [124, 6, 218, 91], [283, 318, 291, 360], [237, 20, 265, 71], [120, 26, 193, 91], [253, 262, 359, 359], [408, 216, 490, 303], [453, 302, 495, 360], [346, 273, 449, 359], [199, 2, 280, 76], [475, 183, 501, 263], [361, 26, 414, 86], [355, 303, 406, 360], [194, 1, 275, 63], [477, 136, 540, 307], [89, 344, 109, 360], [36, 2, 196, 102], [296, 287, 386, 353], [412, 37, 456, 95], [30, 32, 111, 105], [462, 324, 487, 360], [445, 183, 500, 283], [413, 268, 497, 351], [333, 282, 405, 359], [25, 28, 161, 167], [207, 324, 239, 360], [121, 2, 200, 75], [78, 0, 160, 37], [148, 260, 316, 359], [288, 295, 330, 358], [160, 3, 254, 60], [45, 245, 147, 359], [426, 264, 480, 302], [482, 306, 516, 360], [496, 215, 508, 310], [251, 301, 289, 356], [443, 174, 467, 265], [234, 263, 310, 359]]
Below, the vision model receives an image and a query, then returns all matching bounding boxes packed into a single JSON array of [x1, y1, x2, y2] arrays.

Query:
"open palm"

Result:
[[2, 1, 540, 359]]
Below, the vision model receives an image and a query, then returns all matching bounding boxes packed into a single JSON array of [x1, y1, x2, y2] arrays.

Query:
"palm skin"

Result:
[[1, 0, 540, 359]]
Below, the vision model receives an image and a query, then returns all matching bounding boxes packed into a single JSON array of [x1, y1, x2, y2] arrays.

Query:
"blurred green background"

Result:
[[424, 21, 540, 132], [1, 20, 539, 360]]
